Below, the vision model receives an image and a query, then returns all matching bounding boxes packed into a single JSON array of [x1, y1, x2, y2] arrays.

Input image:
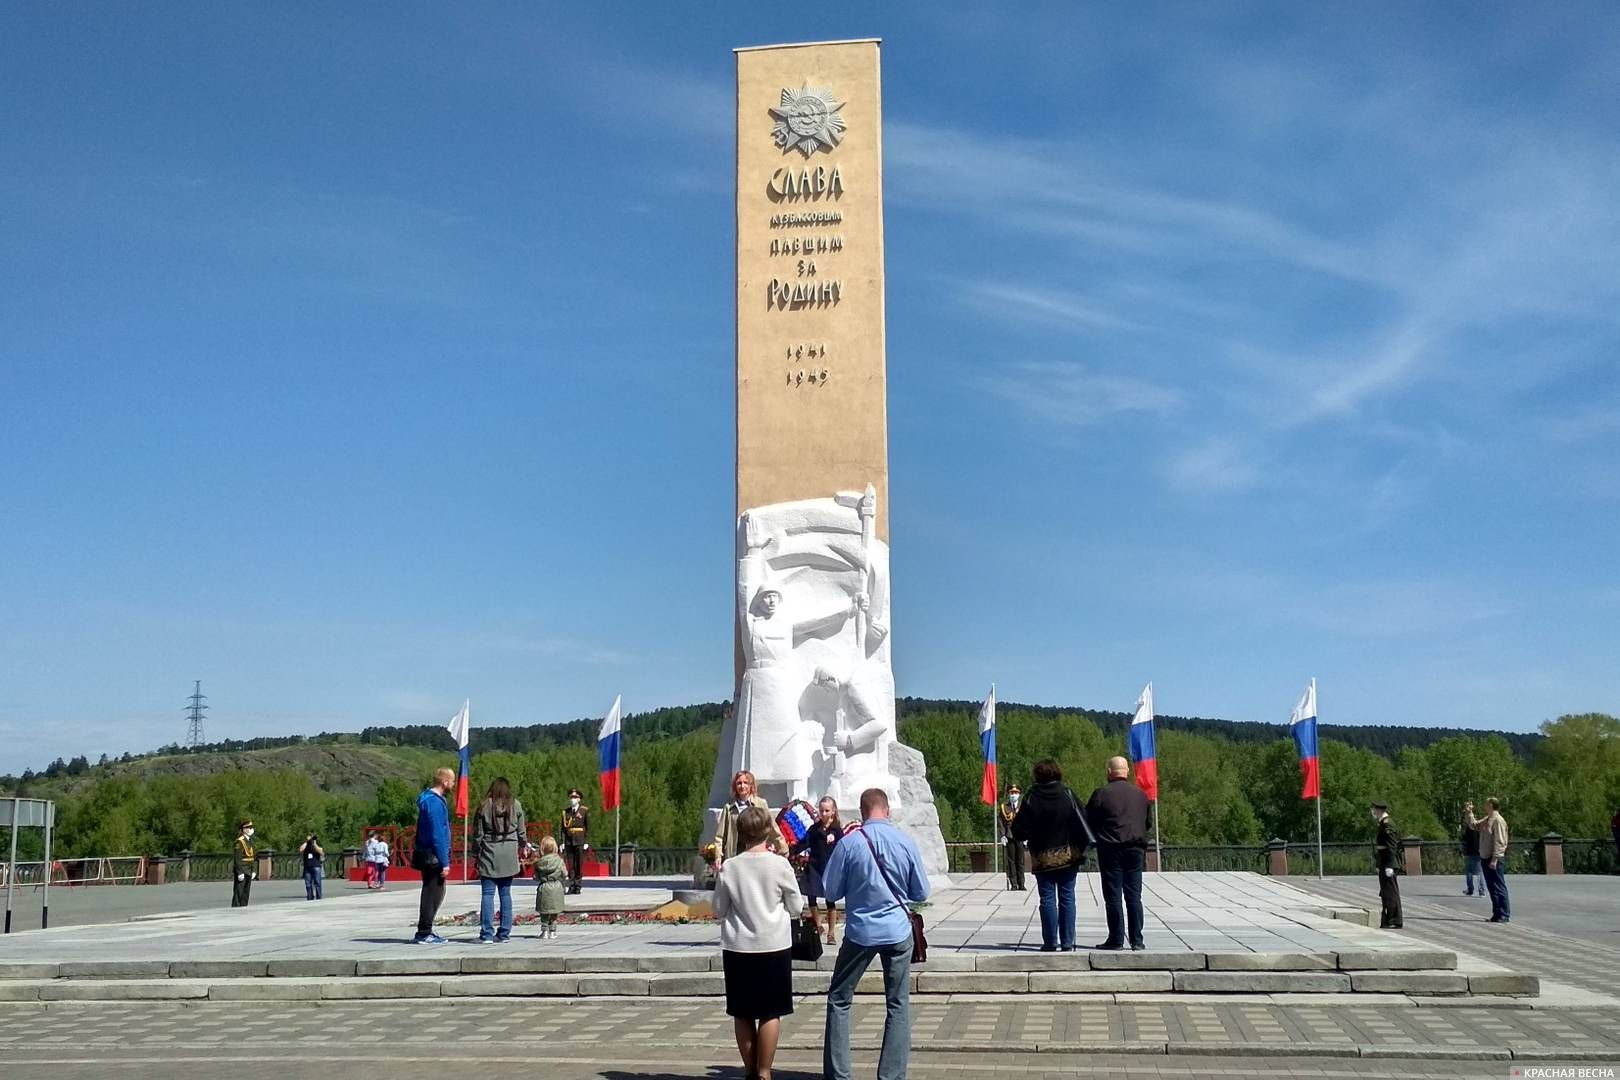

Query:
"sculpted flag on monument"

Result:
[[447, 699, 471, 818], [597, 694, 623, 811], [1129, 682, 1158, 801], [978, 685, 997, 806], [1289, 678, 1320, 800]]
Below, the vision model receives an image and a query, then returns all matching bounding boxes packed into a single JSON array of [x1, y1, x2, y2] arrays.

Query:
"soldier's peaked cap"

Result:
[[568, 789, 583, 798], [1370, 800, 1388, 810]]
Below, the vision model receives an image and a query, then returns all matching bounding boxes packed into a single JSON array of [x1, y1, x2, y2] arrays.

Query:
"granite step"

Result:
[[0, 946, 1537, 999], [0, 946, 1469, 980], [0, 969, 1537, 1002]]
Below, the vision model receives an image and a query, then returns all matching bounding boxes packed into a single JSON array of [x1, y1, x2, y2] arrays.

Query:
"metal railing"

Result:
[[0, 857, 147, 887], [625, 847, 694, 877], [1162, 846, 1270, 873], [1560, 838, 1618, 875]]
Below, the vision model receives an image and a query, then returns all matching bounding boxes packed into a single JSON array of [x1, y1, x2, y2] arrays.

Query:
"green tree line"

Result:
[[3, 709, 1615, 861]]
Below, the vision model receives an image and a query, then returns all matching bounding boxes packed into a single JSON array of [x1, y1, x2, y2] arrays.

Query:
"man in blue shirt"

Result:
[[820, 788, 930, 1080], [413, 767, 455, 944]]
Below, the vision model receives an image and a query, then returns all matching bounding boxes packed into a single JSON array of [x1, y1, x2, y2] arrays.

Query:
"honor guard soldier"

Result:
[[1372, 800, 1404, 929], [231, 819, 256, 908], [561, 789, 589, 894], [1000, 786, 1026, 890]]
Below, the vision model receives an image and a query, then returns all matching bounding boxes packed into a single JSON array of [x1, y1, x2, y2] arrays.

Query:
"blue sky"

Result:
[[3, 5, 1617, 772]]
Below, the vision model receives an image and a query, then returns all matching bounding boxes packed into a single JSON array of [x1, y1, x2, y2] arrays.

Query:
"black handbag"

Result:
[[790, 914, 824, 962]]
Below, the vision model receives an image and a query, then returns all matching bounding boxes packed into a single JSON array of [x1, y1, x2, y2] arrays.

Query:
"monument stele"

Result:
[[704, 39, 949, 878]]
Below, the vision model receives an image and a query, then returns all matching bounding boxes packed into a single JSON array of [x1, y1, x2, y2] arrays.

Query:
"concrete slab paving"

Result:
[[0, 871, 1547, 999]]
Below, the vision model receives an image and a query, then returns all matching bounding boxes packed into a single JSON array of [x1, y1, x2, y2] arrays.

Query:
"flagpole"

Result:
[[991, 681, 999, 880], [1153, 799, 1162, 872], [1314, 793, 1323, 879], [1314, 679, 1323, 879], [460, 701, 470, 882], [991, 801, 1000, 881]]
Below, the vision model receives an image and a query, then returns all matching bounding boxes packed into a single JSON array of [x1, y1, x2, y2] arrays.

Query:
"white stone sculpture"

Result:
[[704, 486, 948, 878]]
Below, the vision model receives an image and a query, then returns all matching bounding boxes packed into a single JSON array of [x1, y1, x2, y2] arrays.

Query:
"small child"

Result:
[[534, 835, 567, 939]]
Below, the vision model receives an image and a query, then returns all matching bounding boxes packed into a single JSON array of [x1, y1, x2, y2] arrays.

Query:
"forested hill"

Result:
[[895, 699, 1546, 759], [4, 696, 1542, 790], [2, 701, 1613, 861]]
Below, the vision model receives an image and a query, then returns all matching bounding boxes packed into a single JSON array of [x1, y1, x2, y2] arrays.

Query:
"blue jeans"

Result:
[[1035, 867, 1078, 949], [823, 935, 912, 1080], [479, 875, 514, 940], [303, 867, 322, 900], [1463, 854, 1482, 894], [1482, 858, 1510, 921]]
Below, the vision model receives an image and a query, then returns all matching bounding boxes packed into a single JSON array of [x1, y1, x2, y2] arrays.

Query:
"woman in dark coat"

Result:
[[472, 777, 528, 943], [1010, 759, 1093, 951]]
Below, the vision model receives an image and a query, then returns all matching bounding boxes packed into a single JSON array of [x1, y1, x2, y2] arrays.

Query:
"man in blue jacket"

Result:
[[821, 788, 929, 1080], [413, 767, 456, 944]]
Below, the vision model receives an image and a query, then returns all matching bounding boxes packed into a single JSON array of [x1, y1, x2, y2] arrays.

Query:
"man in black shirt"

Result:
[[1085, 756, 1150, 951], [1460, 812, 1482, 897]]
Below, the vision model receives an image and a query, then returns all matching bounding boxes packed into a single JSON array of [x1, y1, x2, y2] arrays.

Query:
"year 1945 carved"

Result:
[[787, 368, 831, 387]]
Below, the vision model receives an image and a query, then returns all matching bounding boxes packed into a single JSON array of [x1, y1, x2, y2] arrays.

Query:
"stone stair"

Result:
[[0, 947, 1537, 1002]]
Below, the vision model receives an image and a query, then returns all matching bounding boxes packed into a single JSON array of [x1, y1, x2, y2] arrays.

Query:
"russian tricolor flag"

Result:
[[978, 685, 997, 806], [1129, 682, 1158, 801], [597, 694, 623, 811], [1289, 678, 1320, 800], [447, 699, 471, 818]]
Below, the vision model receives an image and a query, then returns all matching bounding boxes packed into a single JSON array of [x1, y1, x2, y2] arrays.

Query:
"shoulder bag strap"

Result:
[[856, 827, 910, 914], [1066, 787, 1098, 846]]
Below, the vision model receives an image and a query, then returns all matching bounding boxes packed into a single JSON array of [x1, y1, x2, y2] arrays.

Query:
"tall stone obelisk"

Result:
[[734, 39, 890, 536], [708, 40, 948, 877]]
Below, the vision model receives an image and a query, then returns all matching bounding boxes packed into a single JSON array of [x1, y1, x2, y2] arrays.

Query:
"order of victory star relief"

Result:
[[770, 84, 846, 157]]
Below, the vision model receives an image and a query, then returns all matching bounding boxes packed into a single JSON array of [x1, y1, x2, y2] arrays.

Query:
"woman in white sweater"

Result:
[[713, 806, 804, 1080]]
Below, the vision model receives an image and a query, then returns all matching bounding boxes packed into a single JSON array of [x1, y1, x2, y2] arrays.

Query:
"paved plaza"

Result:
[[0, 872, 1416, 965], [1294, 876, 1620, 999], [0, 871, 1615, 1069], [1, 998, 1618, 1078]]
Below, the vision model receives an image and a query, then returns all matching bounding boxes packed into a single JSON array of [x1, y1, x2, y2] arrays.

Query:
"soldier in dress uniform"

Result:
[[231, 818, 256, 908], [1372, 800, 1404, 929], [1000, 786, 1026, 890], [561, 789, 590, 895]]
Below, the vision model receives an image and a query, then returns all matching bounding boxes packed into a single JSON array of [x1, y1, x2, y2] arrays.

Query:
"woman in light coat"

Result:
[[714, 806, 802, 1080]]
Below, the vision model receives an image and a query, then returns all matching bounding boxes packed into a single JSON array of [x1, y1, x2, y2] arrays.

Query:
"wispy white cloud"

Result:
[[973, 359, 1182, 428], [1163, 438, 1263, 495], [962, 282, 1138, 334], [1163, 565, 1511, 639], [1544, 403, 1620, 443], [889, 101, 1620, 455]]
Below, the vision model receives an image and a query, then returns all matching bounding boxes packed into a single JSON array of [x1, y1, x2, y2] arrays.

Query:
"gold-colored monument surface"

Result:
[[735, 39, 888, 542]]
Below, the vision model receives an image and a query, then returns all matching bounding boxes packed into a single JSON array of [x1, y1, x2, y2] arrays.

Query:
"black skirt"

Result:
[[721, 947, 794, 1020]]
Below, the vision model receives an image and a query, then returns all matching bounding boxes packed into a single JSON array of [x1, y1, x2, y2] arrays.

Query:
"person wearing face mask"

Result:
[[561, 789, 590, 895], [999, 786, 1026, 891], [231, 819, 256, 908], [1371, 801, 1404, 930]]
